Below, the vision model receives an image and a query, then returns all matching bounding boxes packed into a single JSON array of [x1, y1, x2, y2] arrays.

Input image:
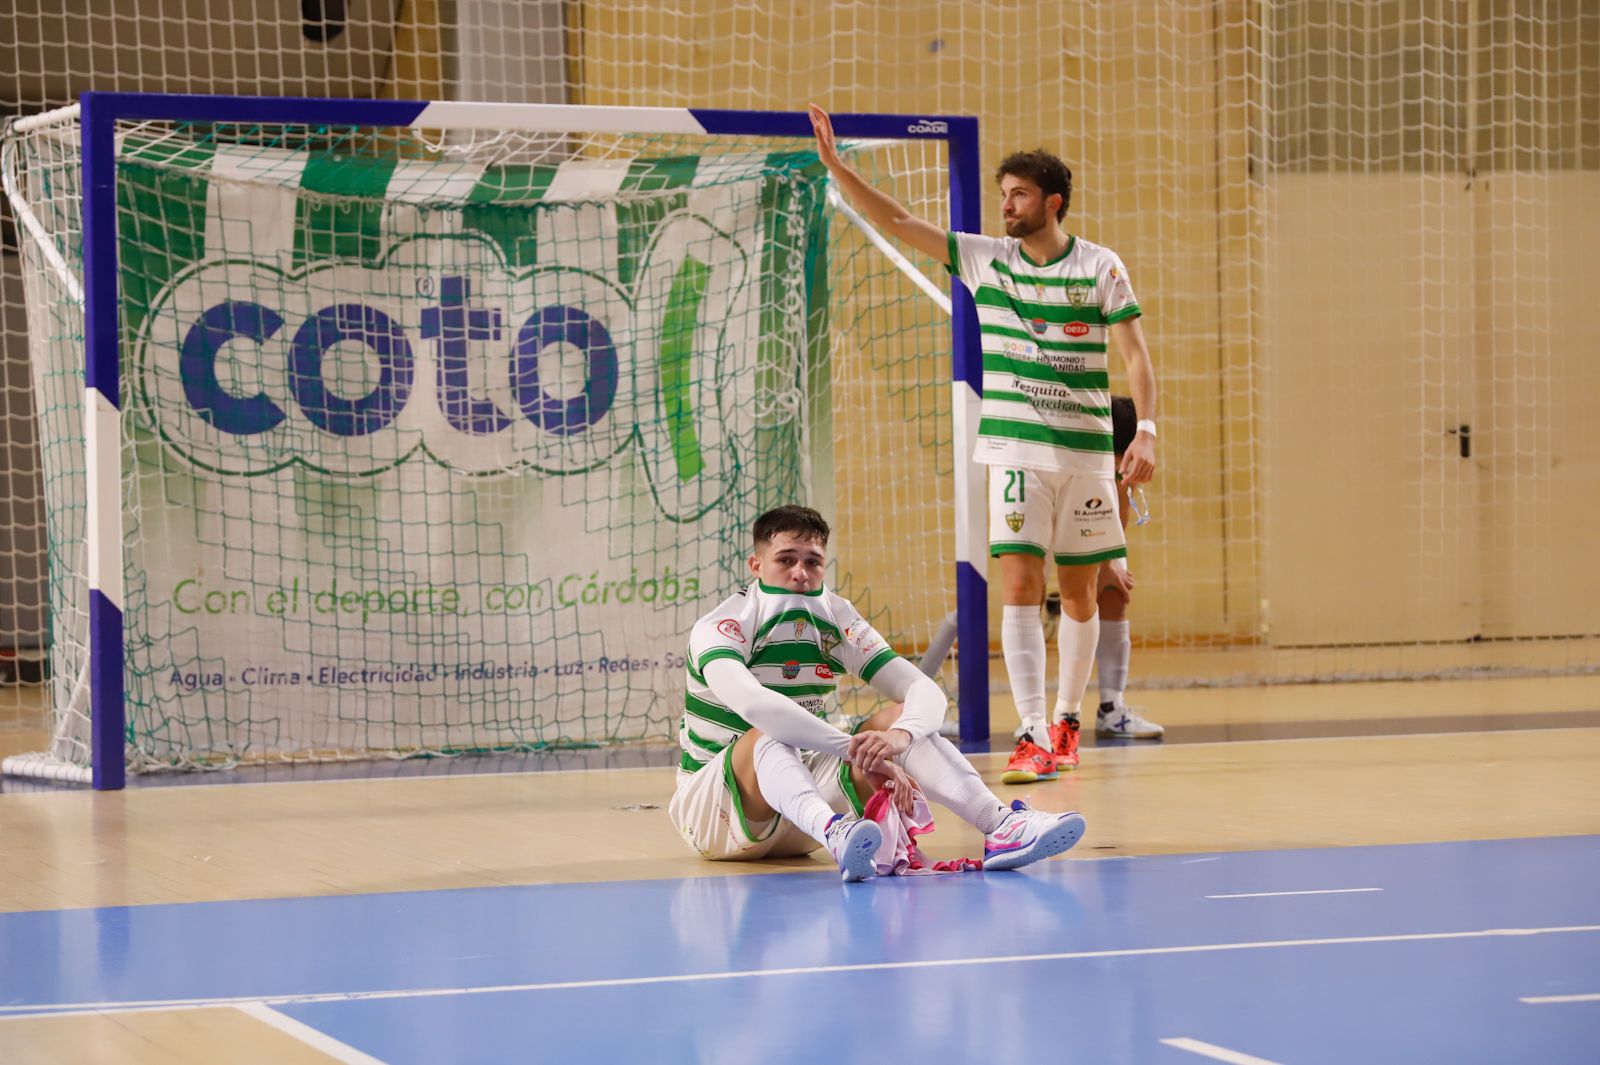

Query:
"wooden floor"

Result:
[[2, 673, 1598, 1064], [2, 673, 1597, 913]]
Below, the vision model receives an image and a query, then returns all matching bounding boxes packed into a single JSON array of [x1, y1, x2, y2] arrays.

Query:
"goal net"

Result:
[[1, 99, 966, 781]]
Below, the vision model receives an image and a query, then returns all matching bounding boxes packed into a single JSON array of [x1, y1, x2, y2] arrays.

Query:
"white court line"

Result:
[[1206, 888, 1383, 900], [1520, 992, 1600, 1004], [236, 1003, 390, 1065], [1160, 1036, 1285, 1065], [2, 924, 1596, 1020]]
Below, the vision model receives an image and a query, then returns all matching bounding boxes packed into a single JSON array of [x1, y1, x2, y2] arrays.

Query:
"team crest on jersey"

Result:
[[1067, 286, 1089, 307], [793, 617, 808, 640], [781, 661, 801, 680], [1005, 511, 1025, 533], [820, 631, 841, 657], [716, 619, 745, 643]]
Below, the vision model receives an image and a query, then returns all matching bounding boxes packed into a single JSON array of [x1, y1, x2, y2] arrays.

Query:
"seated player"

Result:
[[1091, 396, 1165, 740], [668, 505, 1086, 881]]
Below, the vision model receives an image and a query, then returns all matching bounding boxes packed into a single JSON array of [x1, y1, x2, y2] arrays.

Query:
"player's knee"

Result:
[[1098, 585, 1129, 617], [858, 703, 904, 733], [999, 553, 1046, 604]]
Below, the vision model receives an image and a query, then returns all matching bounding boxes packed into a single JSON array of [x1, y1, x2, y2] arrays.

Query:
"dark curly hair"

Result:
[[996, 150, 1073, 220]]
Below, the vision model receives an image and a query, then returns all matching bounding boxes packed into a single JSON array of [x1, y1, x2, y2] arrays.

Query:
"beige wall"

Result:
[[572, 0, 1600, 656]]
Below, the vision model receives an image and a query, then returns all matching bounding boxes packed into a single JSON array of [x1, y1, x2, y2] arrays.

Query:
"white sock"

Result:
[[1053, 611, 1099, 723], [1097, 619, 1131, 710], [1002, 604, 1048, 739], [900, 733, 1010, 834], [751, 735, 837, 845]]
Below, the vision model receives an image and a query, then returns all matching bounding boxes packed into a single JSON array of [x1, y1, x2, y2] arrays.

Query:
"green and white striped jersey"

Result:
[[678, 581, 899, 776], [947, 231, 1142, 474]]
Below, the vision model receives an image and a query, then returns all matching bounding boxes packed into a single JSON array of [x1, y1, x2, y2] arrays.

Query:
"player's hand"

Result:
[[1103, 557, 1135, 594], [1119, 432, 1156, 487], [848, 726, 912, 775], [808, 103, 843, 172], [879, 761, 920, 816]]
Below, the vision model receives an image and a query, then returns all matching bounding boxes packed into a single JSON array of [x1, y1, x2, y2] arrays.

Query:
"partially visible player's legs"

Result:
[[858, 704, 1007, 833], [728, 730, 882, 881], [990, 466, 1060, 785], [1046, 472, 1127, 767], [1094, 568, 1164, 739], [1047, 561, 1100, 769], [857, 705, 1085, 869]]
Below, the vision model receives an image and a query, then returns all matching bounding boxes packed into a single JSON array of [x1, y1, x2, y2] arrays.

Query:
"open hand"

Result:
[[808, 103, 843, 172]]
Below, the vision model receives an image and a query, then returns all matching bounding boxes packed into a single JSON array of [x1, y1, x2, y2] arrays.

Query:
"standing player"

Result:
[[669, 505, 1085, 881], [808, 106, 1159, 783], [1093, 396, 1164, 739]]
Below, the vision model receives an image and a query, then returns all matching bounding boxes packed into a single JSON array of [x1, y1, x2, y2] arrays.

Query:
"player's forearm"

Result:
[[1128, 359, 1157, 426], [1120, 332, 1159, 425], [828, 162, 922, 241], [703, 659, 851, 758], [866, 657, 947, 740]]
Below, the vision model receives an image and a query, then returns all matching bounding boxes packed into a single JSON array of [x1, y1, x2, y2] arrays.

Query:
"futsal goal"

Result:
[[0, 94, 987, 787]]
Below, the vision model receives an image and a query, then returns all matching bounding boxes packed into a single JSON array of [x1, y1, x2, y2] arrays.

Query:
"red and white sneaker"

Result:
[[1049, 718, 1081, 770], [983, 799, 1087, 870], [1000, 736, 1058, 785]]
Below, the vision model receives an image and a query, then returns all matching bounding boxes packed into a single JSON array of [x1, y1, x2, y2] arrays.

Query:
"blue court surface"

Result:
[[2, 834, 1597, 1064]]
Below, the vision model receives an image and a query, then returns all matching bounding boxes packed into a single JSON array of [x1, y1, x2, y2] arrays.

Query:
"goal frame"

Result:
[[52, 91, 987, 789]]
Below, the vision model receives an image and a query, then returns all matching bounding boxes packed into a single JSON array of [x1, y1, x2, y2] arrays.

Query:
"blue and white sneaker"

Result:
[[1096, 700, 1165, 739], [823, 813, 883, 882], [982, 800, 1086, 871]]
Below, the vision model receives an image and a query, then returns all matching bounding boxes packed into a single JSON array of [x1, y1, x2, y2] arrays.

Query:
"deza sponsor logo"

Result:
[[135, 221, 750, 515]]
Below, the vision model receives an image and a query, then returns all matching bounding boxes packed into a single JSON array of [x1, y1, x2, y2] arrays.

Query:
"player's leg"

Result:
[[726, 729, 882, 880], [1094, 481, 1164, 739], [857, 704, 1086, 869], [1047, 473, 1127, 768], [990, 466, 1059, 785], [857, 704, 1007, 833]]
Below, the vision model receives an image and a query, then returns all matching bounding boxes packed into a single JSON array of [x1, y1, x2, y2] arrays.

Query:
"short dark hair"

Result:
[[753, 505, 830, 548], [996, 150, 1072, 220], [1110, 395, 1137, 457]]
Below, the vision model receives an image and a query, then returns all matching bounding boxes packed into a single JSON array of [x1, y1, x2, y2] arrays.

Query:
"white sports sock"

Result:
[[1002, 604, 1048, 739], [901, 733, 1009, 834], [751, 735, 837, 844], [1053, 611, 1099, 723], [1096, 619, 1131, 709]]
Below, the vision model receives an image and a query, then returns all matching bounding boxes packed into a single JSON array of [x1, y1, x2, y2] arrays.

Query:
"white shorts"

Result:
[[989, 466, 1127, 566], [668, 745, 861, 861]]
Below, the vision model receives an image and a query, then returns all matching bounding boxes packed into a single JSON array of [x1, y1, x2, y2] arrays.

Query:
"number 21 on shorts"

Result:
[[1002, 469, 1026, 503]]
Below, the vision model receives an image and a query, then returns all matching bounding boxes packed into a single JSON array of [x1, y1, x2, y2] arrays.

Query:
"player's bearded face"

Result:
[[750, 532, 827, 592], [1001, 177, 1051, 238]]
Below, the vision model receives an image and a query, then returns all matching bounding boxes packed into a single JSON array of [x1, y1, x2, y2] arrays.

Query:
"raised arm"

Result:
[[1110, 316, 1158, 487], [809, 104, 951, 262], [702, 657, 851, 758]]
